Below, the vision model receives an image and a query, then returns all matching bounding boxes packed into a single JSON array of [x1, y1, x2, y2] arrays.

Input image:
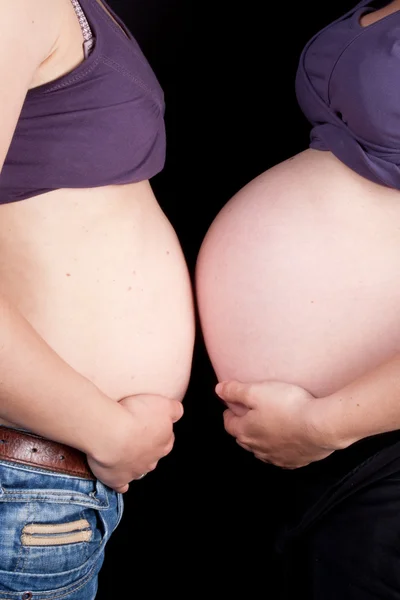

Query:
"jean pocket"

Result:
[[0, 461, 120, 596]]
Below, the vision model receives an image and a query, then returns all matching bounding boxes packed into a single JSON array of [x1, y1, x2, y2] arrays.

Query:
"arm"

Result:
[[0, 293, 128, 455], [0, 294, 183, 490], [0, 0, 119, 455], [312, 354, 400, 449], [0, 1, 181, 489], [217, 353, 400, 468]]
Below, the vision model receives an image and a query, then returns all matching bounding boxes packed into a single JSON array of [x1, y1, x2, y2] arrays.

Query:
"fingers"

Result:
[[170, 400, 184, 423], [236, 439, 253, 452], [216, 381, 256, 409], [223, 409, 241, 438], [162, 434, 175, 457], [226, 401, 250, 417], [113, 484, 129, 494], [254, 452, 272, 464]]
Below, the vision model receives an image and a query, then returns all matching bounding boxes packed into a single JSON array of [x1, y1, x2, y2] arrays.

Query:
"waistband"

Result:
[[0, 426, 94, 480]]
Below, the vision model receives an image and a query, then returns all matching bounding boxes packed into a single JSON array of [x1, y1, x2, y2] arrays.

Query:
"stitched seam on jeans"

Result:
[[45, 558, 98, 599], [0, 558, 98, 599], [48, 566, 96, 599], [80, 507, 100, 552], [0, 459, 91, 481], [0, 457, 92, 479], [0, 498, 103, 511], [2, 489, 104, 508], [13, 502, 29, 573], [3, 490, 90, 496]]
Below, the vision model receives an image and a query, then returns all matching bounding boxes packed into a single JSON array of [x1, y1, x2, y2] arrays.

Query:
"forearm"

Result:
[[0, 295, 127, 458], [312, 354, 400, 449]]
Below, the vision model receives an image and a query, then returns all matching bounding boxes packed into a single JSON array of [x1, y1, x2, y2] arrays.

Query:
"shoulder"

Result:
[[0, 0, 67, 171], [0, 0, 64, 62]]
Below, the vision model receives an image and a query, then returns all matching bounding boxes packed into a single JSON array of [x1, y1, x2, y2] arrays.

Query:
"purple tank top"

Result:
[[0, 0, 165, 204], [296, 0, 400, 188]]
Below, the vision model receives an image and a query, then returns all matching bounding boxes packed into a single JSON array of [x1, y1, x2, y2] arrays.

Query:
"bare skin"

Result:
[[196, 0, 400, 467], [197, 150, 400, 399], [359, 0, 400, 27], [0, 0, 195, 491], [196, 0, 400, 468]]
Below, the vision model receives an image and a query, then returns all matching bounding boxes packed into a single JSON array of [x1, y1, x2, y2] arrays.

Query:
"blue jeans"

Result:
[[0, 459, 123, 599]]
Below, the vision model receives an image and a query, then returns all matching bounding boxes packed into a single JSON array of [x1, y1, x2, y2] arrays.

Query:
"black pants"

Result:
[[275, 430, 400, 599]]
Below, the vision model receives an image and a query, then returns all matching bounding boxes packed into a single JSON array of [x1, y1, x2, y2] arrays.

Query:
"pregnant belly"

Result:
[[196, 149, 400, 398], [0, 181, 195, 403]]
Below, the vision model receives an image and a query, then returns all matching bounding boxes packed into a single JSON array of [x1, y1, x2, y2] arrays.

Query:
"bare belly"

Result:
[[196, 149, 400, 398], [0, 181, 195, 420]]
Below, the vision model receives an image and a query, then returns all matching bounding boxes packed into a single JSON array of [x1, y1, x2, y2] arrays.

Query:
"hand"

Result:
[[87, 394, 183, 492], [216, 380, 338, 469]]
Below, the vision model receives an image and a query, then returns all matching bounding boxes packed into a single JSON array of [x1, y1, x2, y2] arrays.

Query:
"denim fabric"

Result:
[[0, 460, 123, 599]]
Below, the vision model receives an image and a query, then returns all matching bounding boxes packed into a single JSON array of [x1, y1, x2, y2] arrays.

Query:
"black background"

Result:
[[97, 2, 355, 596]]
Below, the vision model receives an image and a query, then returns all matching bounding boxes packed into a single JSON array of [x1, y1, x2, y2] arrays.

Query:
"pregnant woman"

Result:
[[196, 1, 400, 598], [0, 0, 194, 597]]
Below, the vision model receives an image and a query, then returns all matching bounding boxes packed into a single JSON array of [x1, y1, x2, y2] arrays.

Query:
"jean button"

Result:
[[22, 593, 32, 600]]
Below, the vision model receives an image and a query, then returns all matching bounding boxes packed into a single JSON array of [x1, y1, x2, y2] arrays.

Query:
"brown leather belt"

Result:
[[0, 426, 94, 480]]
